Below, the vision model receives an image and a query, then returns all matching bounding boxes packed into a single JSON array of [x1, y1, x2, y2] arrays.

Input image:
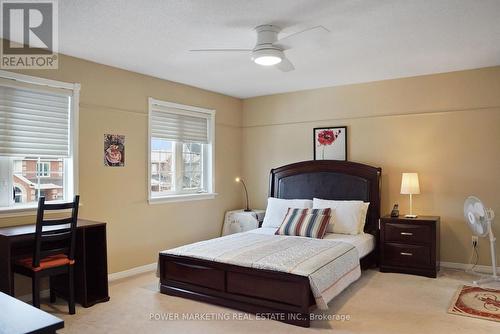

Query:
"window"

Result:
[[0, 70, 79, 212], [148, 98, 215, 202], [13, 186, 22, 203], [36, 161, 51, 177]]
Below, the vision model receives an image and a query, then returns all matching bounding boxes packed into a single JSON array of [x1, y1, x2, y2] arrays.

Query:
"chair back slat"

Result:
[[42, 217, 74, 226], [33, 196, 80, 267], [42, 202, 77, 210], [40, 230, 72, 242]]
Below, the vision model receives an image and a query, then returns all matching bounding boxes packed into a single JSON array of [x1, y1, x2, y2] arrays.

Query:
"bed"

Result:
[[158, 160, 381, 327]]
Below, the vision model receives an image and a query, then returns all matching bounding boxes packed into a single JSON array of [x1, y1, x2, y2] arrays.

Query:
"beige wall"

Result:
[[1, 48, 498, 282], [242, 66, 500, 266], [0, 53, 243, 276]]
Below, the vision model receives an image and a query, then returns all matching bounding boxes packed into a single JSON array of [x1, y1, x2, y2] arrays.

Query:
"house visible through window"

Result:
[[0, 71, 79, 211], [148, 98, 215, 202], [13, 158, 63, 203], [151, 139, 174, 193], [182, 143, 203, 190]]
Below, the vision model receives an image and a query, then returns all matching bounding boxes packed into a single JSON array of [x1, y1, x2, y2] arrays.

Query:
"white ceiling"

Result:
[[56, 0, 500, 98]]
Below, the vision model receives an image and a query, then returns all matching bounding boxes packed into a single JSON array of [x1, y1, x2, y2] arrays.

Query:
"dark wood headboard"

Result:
[[269, 160, 381, 236]]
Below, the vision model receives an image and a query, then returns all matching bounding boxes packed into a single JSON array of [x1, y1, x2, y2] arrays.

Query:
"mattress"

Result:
[[161, 231, 360, 309], [248, 227, 375, 258]]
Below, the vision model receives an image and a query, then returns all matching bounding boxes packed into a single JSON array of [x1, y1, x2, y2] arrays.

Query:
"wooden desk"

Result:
[[0, 219, 110, 307], [0, 291, 64, 333]]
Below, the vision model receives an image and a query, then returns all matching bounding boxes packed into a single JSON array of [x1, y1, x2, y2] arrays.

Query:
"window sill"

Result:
[[0, 202, 83, 218], [148, 193, 218, 204]]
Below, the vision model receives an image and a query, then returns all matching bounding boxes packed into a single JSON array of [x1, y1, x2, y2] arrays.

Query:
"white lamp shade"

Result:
[[400, 173, 420, 195]]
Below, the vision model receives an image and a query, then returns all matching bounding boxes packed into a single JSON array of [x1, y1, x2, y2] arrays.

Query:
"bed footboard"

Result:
[[159, 253, 313, 327]]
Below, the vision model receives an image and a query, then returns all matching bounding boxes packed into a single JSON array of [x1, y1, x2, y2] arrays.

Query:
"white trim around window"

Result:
[[0, 70, 80, 217], [147, 98, 216, 204]]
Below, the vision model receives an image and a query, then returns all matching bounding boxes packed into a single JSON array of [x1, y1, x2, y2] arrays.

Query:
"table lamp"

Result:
[[400, 173, 420, 218], [235, 177, 251, 212]]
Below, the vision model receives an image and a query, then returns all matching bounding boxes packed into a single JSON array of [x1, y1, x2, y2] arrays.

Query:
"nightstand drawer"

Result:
[[383, 243, 431, 267], [384, 223, 431, 244]]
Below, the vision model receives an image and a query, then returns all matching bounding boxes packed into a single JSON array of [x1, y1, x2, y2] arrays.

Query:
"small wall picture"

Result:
[[104, 134, 125, 167], [313, 126, 347, 161]]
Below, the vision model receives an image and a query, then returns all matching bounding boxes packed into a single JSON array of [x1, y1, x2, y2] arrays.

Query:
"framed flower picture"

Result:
[[104, 134, 125, 167], [313, 126, 347, 161]]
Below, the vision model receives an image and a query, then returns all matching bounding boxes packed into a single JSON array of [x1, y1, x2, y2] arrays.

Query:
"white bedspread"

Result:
[[250, 227, 375, 258], [160, 231, 361, 309]]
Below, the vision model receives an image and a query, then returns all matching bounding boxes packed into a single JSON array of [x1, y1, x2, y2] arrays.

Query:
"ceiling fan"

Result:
[[189, 24, 330, 72]]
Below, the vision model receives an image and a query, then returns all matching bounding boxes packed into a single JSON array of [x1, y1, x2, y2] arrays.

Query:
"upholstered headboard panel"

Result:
[[269, 160, 381, 235]]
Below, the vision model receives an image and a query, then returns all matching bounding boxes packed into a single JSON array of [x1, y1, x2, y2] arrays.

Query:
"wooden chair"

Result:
[[12, 195, 80, 314]]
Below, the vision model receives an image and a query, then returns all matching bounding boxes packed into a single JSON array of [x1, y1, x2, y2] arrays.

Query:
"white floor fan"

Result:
[[464, 196, 499, 285]]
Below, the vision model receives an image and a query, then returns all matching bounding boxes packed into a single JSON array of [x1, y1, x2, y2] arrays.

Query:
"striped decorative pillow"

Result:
[[275, 208, 331, 239]]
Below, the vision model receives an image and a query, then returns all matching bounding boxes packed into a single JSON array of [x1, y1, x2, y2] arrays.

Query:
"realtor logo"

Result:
[[1, 0, 58, 69]]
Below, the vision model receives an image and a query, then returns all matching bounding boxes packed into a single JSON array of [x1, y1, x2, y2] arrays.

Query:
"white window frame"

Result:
[[36, 161, 51, 177], [148, 98, 216, 204], [0, 70, 80, 217]]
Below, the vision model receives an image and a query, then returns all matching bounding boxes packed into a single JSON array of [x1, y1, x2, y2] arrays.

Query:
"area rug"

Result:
[[448, 285, 500, 322]]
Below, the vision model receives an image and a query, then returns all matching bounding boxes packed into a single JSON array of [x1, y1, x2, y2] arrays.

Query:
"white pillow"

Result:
[[313, 198, 365, 235], [262, 198, 313, 228], [358, 202, 370, 233]]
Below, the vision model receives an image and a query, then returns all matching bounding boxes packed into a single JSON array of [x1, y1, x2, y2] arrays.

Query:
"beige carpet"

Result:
[[38, 269, 499, 333]]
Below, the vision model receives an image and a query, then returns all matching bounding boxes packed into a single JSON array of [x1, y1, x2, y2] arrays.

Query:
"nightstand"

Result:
[[221, 209, 265, 236], [379, 215, 440, 278]]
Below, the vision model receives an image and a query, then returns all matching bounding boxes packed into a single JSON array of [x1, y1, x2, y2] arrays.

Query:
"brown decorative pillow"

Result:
[[275, 208, 331, 239]]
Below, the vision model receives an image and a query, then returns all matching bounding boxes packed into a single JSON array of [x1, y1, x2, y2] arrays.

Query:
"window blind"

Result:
[[0, 82, 71, 157], [151, 103, 210, 144]]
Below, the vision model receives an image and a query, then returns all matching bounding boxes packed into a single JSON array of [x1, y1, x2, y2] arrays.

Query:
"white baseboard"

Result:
[[17, 262, 157, 302], [17, 261, 492, 303], [440, 261, 494, 274], [108, 262, 157, 282]]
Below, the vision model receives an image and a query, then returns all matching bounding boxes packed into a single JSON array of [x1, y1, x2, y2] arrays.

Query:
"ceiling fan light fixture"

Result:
[[251, 49, 283, 66], [254, 56, 282, 66]]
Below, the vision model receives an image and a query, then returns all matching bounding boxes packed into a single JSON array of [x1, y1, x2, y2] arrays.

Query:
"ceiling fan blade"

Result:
[[189, 49, 252, 52], [275, 25, 330, 49], [276, 57, 294, 72]]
